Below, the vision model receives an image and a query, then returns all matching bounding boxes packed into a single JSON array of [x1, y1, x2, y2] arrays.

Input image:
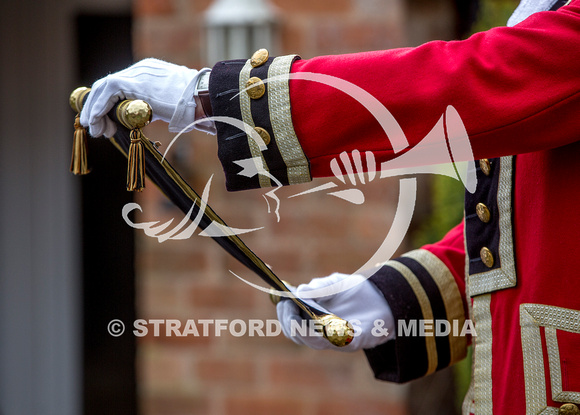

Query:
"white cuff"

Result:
[[168, 67, 213, 134]]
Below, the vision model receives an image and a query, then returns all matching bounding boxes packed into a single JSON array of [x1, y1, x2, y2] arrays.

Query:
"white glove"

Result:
[[80, 58, 212, 138], [277, 273, 395, 352]]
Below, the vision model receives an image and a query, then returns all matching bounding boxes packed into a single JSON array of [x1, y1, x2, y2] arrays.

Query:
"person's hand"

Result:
[[80, 58, 210, 138], [276, 273, 395, 352]]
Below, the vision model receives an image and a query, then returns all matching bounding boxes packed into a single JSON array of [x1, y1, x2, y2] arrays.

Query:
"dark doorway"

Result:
[[76, 14, 138, 415]]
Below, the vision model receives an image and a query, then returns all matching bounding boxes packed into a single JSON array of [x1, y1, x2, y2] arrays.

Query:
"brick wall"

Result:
[[132, 0, 459, 414]]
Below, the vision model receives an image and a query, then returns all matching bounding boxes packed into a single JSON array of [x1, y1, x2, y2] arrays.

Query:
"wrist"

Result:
[[168, 67, 216, 134], [194, 70, 212, 119]]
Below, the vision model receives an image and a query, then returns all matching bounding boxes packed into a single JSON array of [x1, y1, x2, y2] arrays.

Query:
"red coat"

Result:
[[208, 1, 580, 413]]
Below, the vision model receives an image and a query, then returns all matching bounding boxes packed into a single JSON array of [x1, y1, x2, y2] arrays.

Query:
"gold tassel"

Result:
[[127, 129, 146, 191], [70, 114, 90, 175]]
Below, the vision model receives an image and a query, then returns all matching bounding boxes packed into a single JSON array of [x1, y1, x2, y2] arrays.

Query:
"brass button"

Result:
[[476, 203, 491, 223], [480, 247, 494, 268], [250, 48, 269, 67], [479, 159, 491, 176], [254, 127, 271, 145], [246, 77, 265, 99], [559, 403, 580, 415]]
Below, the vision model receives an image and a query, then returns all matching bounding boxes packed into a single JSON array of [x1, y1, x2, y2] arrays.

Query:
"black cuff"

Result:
[[363, 249, 468, 383], [208, 53, 311, 191]]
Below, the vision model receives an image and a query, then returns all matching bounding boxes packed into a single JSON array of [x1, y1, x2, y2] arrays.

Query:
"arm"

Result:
[[276, 223, 468, 383], [364, 223, 468, 382], [210, 1, 580, 190]]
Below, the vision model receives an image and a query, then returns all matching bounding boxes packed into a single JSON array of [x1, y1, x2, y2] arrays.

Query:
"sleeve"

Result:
[[363, 223, 469, 383], [208, 1, 580, 190]]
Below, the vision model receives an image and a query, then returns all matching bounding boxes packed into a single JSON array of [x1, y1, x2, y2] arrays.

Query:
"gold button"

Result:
[[476, 203, 491, 223], [480, 247, 494, 268], [559, 404, 580, 415], [246, 77, 265, 99], [254, 127, 271, 145], [250, 48, 269, 67], [479, 159, 491, 176]]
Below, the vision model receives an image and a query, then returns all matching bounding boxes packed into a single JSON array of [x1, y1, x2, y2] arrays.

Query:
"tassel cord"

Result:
[[70, 114, 90, 175], [127, 129, 146, 191]]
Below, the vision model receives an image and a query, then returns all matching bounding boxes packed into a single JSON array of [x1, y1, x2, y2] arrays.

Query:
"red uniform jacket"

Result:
[[208, 1, 580, 414]]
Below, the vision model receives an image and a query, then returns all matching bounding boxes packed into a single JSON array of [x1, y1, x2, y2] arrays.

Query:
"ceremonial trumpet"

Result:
[[68, 87, 354, 348]]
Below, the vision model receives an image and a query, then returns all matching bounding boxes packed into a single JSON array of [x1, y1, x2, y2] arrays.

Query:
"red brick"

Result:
[[135, 21, 200, 62], [268, 357, 354, 390], [312, 20, 346, 54], [280, 20, 306, 54], [196, 358, 256, 383], [189, 0, 214, 13], [189, 282, 257, 310], [272, 0, 352, 14], [315, 399, 409, 415], [135, 0, 175, 16], [141, 395, 210, 415], [138, 345, 190, 387], [139, 244, 210, 273], [225, 393, 308, 415]]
